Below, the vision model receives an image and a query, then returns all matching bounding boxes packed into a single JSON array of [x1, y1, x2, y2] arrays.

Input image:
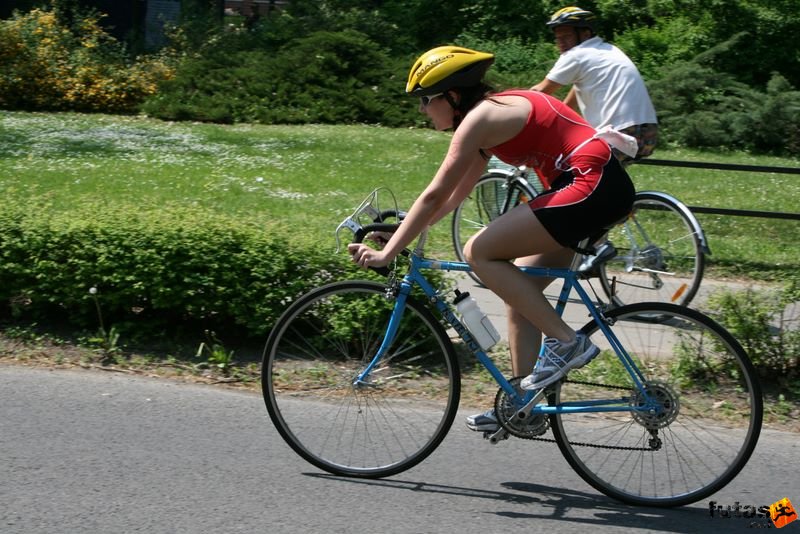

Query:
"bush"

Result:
[[611, 14, 715, 83], [649, 57, 800, 155], [142, 29, 419, 127], [704, 282, 800, 386], [455, 33, 558, 91], [0, 6, 174, 113], [743, 74, 800, 155], [0, 197, 453, 349], [0, 201, 368, 342]]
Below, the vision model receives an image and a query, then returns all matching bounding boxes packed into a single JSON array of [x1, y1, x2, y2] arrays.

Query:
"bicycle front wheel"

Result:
[[599, 192, 705, 307], [451, 173, 538, 284], [550, 303, 762, 507], [262, 280, 460, 478]]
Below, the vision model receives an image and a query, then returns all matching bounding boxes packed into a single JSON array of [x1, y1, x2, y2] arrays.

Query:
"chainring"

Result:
[[494, 377, 551, 439]]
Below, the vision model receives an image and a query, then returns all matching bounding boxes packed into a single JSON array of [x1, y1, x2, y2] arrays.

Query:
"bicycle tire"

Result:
[[598, 192, 705, 307], [549, 302, 762, 507], [262, 280, 460, 478], [451, 172, 539, 285]]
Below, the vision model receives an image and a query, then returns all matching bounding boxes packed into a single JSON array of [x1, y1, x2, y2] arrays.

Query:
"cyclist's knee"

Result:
[[506, 305, 528, 326], [463, 235, 480, 266], [464, 229, 499, 265]]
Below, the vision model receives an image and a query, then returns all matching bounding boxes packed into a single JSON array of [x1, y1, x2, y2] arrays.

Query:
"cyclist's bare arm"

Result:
[[531, 78, 580, 113], [563, 87, 579, 112], [429, 156, 488, 225], [530, 78, 562, 94], [428, 97, 531, 225]]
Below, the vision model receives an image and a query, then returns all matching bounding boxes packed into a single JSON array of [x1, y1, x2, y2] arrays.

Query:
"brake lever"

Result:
[[334, 217, 362, 253], [334, 189, 405, 277]]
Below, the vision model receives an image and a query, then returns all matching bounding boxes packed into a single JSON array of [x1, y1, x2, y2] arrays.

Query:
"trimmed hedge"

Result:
[[0, 201, 365, 341]]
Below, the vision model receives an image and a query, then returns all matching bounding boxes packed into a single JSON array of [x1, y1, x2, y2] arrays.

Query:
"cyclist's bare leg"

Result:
[[463, 203, 575, 344], [507, 248, 575, 376], [506, 302, 541, 377]]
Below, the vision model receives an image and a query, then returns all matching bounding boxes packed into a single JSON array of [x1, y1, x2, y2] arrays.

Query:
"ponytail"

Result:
[[447, 82, 496, 130]]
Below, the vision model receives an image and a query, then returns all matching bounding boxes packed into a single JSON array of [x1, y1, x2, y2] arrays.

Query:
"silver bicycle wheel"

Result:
[[451, 173, 538, 284], [598, 192, 705, 307], [550, 303, 762, 507], [262, 281, 460, 478]]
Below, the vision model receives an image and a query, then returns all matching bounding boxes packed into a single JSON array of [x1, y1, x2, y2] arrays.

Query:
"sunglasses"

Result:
[[420, 93, 444, 107]]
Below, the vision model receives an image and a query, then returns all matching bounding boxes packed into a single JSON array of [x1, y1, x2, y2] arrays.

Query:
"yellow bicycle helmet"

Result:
[[406, 46, 495, 96], [546, 6, 597, 31]]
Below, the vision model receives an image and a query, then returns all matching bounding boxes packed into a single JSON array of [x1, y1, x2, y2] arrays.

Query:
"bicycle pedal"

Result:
[[484, 428, 510, 444]]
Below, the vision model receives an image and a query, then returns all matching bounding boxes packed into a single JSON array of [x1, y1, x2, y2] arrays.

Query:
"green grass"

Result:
[[629, 152, 800, 279], [1, 110, 799, 280]]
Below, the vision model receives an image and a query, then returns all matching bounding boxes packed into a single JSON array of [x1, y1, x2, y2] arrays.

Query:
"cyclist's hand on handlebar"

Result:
[[347, 243, 392, 270], [346, 222, 402, 275], [367, 230, 394, 247]]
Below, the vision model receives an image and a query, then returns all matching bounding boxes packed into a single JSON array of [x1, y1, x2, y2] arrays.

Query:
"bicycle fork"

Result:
[[351, 279, 410, 388]]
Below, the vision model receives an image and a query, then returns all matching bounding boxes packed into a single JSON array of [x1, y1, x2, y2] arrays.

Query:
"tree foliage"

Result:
[[141, 29, 417, 126], [2, 0, 800, 154], [0, 4, 174, 112], [648, 35, 800, 154]]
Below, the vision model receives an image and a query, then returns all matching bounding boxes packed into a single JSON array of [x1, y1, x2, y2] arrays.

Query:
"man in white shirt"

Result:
[[532, 6, 658, 164]]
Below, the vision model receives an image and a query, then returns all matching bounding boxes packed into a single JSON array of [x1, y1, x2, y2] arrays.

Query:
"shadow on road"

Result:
[[304, 473, 729, 532]]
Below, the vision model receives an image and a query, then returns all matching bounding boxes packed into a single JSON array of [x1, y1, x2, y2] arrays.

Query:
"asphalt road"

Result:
[[2, 364, 798, 533]]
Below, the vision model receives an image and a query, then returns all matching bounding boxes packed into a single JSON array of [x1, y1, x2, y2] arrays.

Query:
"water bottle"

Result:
[[453, 290, 501, 351]]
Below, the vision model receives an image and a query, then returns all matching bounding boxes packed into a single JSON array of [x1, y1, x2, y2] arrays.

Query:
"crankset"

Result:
[[492, 377, 551, 440]]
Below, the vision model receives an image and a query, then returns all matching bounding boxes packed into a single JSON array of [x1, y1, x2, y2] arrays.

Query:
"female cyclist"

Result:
[[348, 46, 636, 432]]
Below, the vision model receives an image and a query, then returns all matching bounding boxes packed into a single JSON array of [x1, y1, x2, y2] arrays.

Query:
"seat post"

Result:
[[570, 238, 591, 271]]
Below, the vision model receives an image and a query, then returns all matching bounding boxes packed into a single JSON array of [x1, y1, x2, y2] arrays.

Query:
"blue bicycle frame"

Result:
[[354, 236, 658, 420]]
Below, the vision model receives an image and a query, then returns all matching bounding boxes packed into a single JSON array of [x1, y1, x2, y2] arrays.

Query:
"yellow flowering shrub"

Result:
[[0, 8, 175, 112]]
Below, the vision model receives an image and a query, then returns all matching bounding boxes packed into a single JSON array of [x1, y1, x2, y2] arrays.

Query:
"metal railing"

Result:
[[636, 159, 800, 221]]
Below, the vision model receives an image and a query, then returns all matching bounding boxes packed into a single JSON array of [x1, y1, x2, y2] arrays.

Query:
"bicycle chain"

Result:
[[502, 379, 661, 451], [515, 434, 658, 451]]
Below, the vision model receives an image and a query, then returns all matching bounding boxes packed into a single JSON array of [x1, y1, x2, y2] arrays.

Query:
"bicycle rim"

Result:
[[451, 173, 536, 284], [599, 194, 704, 307], [262, 281, 460, 478], [550, 303, 762, 507]]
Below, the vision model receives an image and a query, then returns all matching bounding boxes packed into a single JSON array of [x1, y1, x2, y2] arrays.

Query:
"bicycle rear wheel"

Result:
[[550, 303, 762, 507], [262, 280, 460, 478], [598, 192, 705, 307], [451, 173, 538, 284]]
